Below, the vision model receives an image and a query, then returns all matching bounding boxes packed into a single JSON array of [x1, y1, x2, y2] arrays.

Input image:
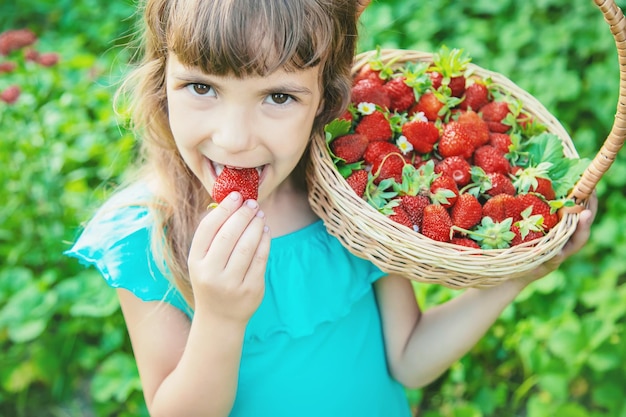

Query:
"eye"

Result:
[[186, 83, 215, 97], [266, 93, 293, 105]]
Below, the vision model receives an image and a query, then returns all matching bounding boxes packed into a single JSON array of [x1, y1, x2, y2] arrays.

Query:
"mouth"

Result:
[[211, 160, 265, 178]]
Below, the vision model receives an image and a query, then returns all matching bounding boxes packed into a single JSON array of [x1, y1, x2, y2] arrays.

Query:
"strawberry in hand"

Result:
[[212, 167, 260, 203]]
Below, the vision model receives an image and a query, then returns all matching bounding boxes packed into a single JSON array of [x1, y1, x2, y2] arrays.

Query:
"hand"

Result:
[[357, 0, 371, 18], [516, 192, 598, 286], [188, 192, 270, 323]]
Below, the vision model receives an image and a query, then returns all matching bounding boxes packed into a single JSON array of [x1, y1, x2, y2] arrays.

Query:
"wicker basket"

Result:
[[307, 0, 626, 289]]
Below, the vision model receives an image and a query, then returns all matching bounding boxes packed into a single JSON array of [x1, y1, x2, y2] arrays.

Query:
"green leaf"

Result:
[[91, 353, 143, 403]]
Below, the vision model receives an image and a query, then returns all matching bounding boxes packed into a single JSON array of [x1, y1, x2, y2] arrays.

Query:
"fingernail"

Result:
[[256, 210, 265, 218], [246, 199, 258, 209], [263, 225, 270, 233], [230, 192, 240, 200]]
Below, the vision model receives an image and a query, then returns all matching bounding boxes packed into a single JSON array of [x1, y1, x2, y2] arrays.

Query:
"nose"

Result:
[[210, 104, 255, 153]]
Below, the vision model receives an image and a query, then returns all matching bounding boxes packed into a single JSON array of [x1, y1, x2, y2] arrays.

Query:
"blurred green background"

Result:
[[1, 0, 625, 416]]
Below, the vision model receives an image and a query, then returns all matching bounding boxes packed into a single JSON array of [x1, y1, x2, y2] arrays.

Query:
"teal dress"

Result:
[[65, 185, 412, 416]]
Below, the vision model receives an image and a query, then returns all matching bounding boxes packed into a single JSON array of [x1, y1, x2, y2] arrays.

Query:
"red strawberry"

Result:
[[384, 76, 415, 112], [451, 193, 483, 229], [489, 132, 512, 154], [429, 71, 443, 90], [430, 175, 459, 208], [473, 145, 511, 175], [364, 141, 401, 166], [457, 110, 490, 147], [351, 79, 391, 109], [435, 156, 471, 186], [400, 194, 430, 230], [482, 194, 520, 222], [410, 92, 444, 121], [532, 177, 556, 201], [448, 76, 467, 98], [371, 152, 405, 184], [0, 29, 37, 55], [212, 167, 260, 203], [353, 63, 385, 86], [480, 101, 512, 133], [330, 133, 368, 164], [421, 204, 453, 242], [355, 110, 392, 142], [438, 121, 475, 159], [0, 85, 20, 104], [450, 237, 481, 249], [515, 194, 559, 231], [460, 82, 489, 111], [389, 205, 414, 229], [345, 169, 369, 198], [338, 109, 353, 123], [511, 225, 544, 246], [401, 119, 439, 154], [486, 172, 515, 197]]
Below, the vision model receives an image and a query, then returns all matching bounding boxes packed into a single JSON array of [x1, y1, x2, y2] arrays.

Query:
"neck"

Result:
[[260, 178, 318, 237]]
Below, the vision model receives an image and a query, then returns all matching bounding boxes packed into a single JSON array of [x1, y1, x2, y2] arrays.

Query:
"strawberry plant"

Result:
[[325, 46, 590, 249]]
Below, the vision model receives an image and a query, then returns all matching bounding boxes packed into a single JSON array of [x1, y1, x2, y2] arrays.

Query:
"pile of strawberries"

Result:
[[325, 47, 588, 249]]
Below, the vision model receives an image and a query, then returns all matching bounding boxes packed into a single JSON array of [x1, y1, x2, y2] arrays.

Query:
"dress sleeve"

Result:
[[64, 194, 193, 318]]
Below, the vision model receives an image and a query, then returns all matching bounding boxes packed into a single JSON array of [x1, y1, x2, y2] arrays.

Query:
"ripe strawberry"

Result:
[[389, 205, 414, 228], [400, 194, 430, 230], [355, 110, 392, 142], [451, 193, 483, 229], [460, 82, 489, 111], [438, 121, 475, 159], [450, 237, 481, 249], [353, 63, 385, 86], [510, 225, 544, 246], [212, 167, 260, 203], [0, 85, 20, 104], [410, 92, 444, 121], [330, 133, 368, 164], [480, 101, 512, 133], [371, 152, 405, 184], [351, 79, 391, 109], [430, 174, 459, 208], [515, 193, 559, 231], [482, 194, 520, 222], [384, 76, 415, 112], [473, 145, 511, 175], [429, 71, 443, 90], [435, 156, 471, 186], [0, 29, 37, 55], [532, 177, 556, 201], [448, 76, 466, 98], [401, 119, 439, 154], [489, 132, 512, 154], [457, 110, 490, 147], [486, 172, 515, 197], [421, 204, 453, 242], [364, 141, 401, 165], [345, 169, 369, 198]]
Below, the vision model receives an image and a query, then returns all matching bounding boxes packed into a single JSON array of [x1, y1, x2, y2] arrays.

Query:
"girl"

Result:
[[66, 0, 596, 416]]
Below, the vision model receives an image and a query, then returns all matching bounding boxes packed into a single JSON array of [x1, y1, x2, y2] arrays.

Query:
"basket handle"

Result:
[[569, 0, 626, 203]]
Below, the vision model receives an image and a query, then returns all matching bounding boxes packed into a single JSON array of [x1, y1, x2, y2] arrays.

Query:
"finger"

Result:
[[240, 223, 271, 289], [188, 192, 244, 260], [222, 213, 268, 281], [204, 200, 263, 270], [562, 208, 594, 257]]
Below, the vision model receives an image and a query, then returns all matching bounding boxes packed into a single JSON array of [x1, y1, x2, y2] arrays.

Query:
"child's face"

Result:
[[165, 54, 323, 202]]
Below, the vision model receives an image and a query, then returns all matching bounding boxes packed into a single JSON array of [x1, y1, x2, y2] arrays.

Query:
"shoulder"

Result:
[[65, 183, 192, 317]]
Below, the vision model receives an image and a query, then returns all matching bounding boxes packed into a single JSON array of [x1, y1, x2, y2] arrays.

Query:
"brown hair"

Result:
[[119, 0, 358, 308]]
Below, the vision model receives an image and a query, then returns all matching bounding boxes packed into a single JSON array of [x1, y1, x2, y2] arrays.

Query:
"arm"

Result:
[[119, 192, 270, 417], [376, 202, 596, 389]]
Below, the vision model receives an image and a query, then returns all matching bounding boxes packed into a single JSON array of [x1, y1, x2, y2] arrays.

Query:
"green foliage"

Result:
[[1, 0, 625, 416]]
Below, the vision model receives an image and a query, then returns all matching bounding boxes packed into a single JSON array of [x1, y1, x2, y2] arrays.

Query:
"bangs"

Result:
[[166, 0, 334, 76]]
